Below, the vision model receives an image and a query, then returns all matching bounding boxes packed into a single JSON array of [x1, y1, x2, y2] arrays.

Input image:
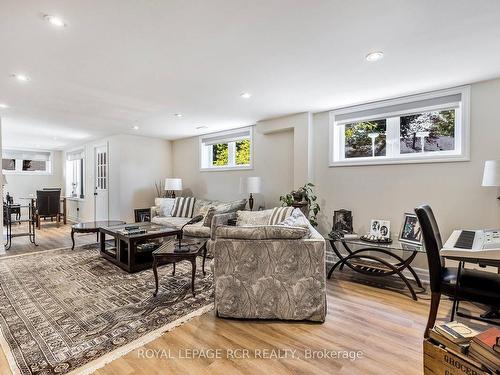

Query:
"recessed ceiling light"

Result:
[[240, 92, 252, 99], [0, 103, 9, 109], [11, 73, 31, 82], [365, 51, 384, 62], [132, 125, 139, 130], [174, 113, 183, 118], [196, 126, 208, 130], [43, 14, 67, 28]]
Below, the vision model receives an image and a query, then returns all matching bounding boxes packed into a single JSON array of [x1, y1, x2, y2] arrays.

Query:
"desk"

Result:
[[4, 204, 37, 250]]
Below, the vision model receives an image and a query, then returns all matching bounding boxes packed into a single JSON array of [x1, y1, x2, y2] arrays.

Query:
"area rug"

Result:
[[0, 244, 214, 375]]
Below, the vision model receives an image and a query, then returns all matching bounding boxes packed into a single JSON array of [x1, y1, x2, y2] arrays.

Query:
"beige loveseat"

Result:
[[150, 197, 247, 239]]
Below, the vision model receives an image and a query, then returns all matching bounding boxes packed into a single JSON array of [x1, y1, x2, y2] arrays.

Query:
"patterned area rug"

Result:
[[0, 244, 214, 375]]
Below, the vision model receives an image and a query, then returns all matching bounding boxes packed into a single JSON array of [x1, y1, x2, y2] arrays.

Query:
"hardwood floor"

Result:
[[0, 228, 490, 375], [1, 222, 96, 257]]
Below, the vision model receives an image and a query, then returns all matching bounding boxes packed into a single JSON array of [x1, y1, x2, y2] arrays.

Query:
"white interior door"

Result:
[[94, 144, 109, 221]]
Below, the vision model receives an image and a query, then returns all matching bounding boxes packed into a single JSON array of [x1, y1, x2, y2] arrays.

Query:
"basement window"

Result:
[[329, 86, 470, 166], [200, 127, 253, 171], [66, 149, 85, 199], [2, 149, 52, 175]]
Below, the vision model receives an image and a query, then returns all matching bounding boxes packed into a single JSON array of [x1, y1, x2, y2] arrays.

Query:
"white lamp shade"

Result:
[[165, 178, 183, 191], [1, 174, 7, 186], [482, 160, 500, 187], [240, 177, 262, 194]]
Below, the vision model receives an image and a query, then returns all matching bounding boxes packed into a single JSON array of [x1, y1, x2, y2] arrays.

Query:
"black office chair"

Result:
[[36, 190, 61, 228], [415, 205, 500, 337]]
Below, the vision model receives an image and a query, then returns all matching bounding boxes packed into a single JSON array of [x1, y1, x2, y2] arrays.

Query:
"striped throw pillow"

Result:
[[268, 206, 295, 225], [171, 197, 196, 218]]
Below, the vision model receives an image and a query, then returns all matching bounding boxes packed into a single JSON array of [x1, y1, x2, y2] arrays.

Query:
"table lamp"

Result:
[[240, 177, 261, 210], [482, 160, 500, 200], [165, 178, 183, 198]]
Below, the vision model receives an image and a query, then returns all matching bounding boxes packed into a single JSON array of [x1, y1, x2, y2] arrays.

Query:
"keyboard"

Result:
[[454, 230, 476, 249], [441, 229, 500, 260]]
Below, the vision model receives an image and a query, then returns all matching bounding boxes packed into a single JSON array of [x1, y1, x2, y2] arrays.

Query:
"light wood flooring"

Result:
[[0, 228, 491, 375], [1, 222, 96, 257]]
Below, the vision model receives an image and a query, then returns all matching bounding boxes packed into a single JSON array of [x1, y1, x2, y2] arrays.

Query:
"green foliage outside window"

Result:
[[212, 143, 228, 166], [345, 120, 387, 158], [211, 139, 251, 166], [236, 139, 251, 165]]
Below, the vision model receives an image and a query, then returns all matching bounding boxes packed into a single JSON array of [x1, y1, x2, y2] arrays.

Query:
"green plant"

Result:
[[280, 182, 321, 227]]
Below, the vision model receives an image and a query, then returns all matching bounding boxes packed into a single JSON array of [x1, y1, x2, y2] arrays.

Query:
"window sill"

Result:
[[329, 155, 469, 167], [3, 171, 52, 176], [200, 165, 253, 172], [66, 196, 85, 202]]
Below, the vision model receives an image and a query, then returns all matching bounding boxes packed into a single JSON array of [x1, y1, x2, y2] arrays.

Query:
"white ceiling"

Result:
[[1, 0, 500, 150]]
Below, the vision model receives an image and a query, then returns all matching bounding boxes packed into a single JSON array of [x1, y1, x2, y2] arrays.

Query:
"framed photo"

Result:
[[399, 213, 422, 245], [134, 208, 151, 223], [333, 209, 353, 234], [370, 219, 391, 239]]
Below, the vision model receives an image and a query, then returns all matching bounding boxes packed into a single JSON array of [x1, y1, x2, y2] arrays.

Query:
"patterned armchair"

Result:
[[209, 225, 327, 322]]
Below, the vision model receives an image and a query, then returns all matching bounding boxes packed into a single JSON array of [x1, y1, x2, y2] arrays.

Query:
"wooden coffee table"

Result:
[[71, 220, 125, 250], [152, 239, 207, 297], [99, 222, 182, 273]]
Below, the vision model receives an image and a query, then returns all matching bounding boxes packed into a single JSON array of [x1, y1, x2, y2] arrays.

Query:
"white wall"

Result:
[[170, 77, 500, 271], [3, 151, 64, 201], [65, 134, 172, 223], [172, 127, 294, 209], [313, 78, 500, 268]]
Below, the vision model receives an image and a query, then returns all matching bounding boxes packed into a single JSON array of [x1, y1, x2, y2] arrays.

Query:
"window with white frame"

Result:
[[2, 149, 52, 174], [65, 150, 85, 198], [200, 127, 253, 170], [329, 86, 470, 166]]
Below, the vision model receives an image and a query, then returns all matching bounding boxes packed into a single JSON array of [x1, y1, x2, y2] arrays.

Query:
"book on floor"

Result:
[[429, 328, 469, 354], [468, 327, 500, 373], [435, 321, 480, 344]]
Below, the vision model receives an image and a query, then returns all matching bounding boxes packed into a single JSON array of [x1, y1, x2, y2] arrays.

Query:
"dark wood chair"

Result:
[[415, 205, 500, 337], [35, 190, 61, 229]]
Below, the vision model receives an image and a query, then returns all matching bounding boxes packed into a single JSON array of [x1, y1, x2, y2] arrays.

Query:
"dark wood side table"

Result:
[[71, 220, 125, 249], [152, 239, 207, 297]]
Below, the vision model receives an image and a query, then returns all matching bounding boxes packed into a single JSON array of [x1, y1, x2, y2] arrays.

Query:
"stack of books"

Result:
[[469, 328, 500, 374], [429, 321, 479, 354]]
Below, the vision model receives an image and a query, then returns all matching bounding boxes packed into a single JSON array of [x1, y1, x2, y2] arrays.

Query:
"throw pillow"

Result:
[[268, 206, 295, 225], [279, 208, 312, 237], [215, 225, 308, 240], [171, 197, 196, 218], [158, 198, 175, 217], [236, 209, 273, 226]]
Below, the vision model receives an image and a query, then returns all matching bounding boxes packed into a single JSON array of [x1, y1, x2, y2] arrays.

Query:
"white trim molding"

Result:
[[329, 85, 471, 167]]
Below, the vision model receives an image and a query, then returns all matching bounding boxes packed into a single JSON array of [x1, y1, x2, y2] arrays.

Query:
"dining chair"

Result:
[[415, 204, 500, 337], [35, 190, 61, 228]]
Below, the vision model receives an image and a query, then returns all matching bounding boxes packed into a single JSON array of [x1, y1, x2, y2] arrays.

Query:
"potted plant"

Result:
[[280, 182, 320, 226]]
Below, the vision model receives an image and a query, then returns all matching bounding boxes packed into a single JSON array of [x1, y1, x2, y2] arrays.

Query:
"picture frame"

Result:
[[134, 208, 151, 223], [369, 219, 391, 239], [333, 209, 353, 234], [398, 213, 422, 245]]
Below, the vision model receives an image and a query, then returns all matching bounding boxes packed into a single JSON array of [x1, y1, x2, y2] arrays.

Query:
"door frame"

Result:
[[93, 142, 109, 221]]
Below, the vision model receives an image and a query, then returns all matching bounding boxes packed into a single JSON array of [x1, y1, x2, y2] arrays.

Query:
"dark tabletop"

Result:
[[153, 239, 205, 256], [72, 220, 126, 230]]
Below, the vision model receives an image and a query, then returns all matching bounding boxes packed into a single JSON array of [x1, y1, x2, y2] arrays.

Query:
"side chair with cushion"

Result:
[[35, 190, 61, 229], [415, 204, 500, 337]]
